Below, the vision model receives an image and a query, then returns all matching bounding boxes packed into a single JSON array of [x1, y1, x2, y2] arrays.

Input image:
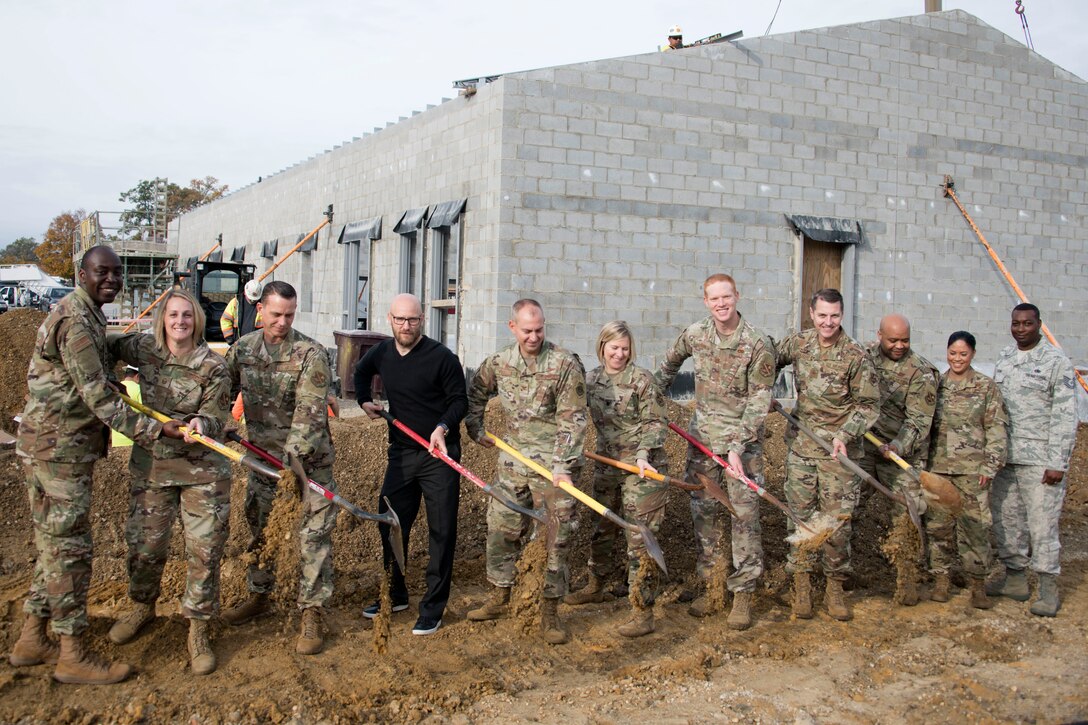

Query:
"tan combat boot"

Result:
[[563, 574, 607, 605], [825, 579, 852, 621], [296, 608, 324, 655], [930, 572, 951, 602], [467, 587, 511, 621], [617, 608, 654, 638], [968, 578, 994, 610], [53, 634, 131, 685], [108, 601, 156, 644], [9, 614, 59, 666], [540, 597, 569, 645], [188, 619, 216, 675], [894, 563, 920, 606], [727, 591, 753, 630], [792, 572, 813, 620], [221, 592, 270, 626]]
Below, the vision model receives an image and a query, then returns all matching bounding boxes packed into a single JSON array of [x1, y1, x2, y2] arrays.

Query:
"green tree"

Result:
[[0, 236, 39, 264], [118, 176, 230, 236], [36, 210, 84, 279]]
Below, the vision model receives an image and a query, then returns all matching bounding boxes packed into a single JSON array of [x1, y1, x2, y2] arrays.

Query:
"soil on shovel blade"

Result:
[[0, 304, 1084, 722]]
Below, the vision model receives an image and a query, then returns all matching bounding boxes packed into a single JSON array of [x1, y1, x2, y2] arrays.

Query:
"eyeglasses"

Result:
[[391, 315, 423, 327]]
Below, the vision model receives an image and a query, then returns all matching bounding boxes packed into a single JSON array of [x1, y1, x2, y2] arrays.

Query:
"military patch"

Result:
[[759, 359, 773, 377], [576, 383, 585, 397], [1065, 376, 1076, 389], [311, 370, 328, 387], [70, 332, 93, 353]]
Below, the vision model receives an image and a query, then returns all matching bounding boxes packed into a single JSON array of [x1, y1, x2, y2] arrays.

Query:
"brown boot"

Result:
[[9, 614, 59, 666], [563, 574, 607, 605], [540, 597, 569, 645], [826, 579, 852, 621], [894, 564, 920, 606], [727, 591, 753, 630], [792, 573, 813, 620], [968, 578, 994, 610], [221, 593, 270, 626], [108, 601, 156, 644], [930, 572, 951, 603], [617, 608, 654, 638], [467, 587, 510, 621], [53, 635, 131, 685], [188, 619, 216, 675], [296, 608, 324, 655]]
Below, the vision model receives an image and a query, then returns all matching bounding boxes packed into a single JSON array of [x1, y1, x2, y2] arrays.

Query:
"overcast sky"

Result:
[[1, 0, 1084, 246]]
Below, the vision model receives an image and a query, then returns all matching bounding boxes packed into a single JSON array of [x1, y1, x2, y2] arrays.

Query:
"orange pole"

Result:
[[257, 206, 333, 283], [122, 238, 221, 333], [943, 178, 1088, 395]]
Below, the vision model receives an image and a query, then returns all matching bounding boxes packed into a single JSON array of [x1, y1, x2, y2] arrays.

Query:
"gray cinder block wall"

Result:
[[174, 9, 1087, 379]]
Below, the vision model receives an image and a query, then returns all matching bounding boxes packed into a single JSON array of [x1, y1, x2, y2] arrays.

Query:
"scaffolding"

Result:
[[74, 177, 177, 321]]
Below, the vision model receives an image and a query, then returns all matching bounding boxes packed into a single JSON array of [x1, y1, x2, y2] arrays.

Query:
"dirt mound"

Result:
[[0, 309, 45, 433]]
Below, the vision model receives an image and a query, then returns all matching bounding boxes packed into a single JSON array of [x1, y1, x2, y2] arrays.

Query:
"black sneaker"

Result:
[[362, 599, 408, 619], [411, 616, 442, 635]]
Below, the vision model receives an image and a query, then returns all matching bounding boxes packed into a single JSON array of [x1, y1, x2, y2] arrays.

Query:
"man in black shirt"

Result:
[[354, 293, 468, 635]]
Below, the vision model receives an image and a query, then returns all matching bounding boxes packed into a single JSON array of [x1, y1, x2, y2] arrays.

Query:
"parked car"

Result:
[[0, 299, 8, 314], [39, 287, 74, 312], [0, 286, 17, 307]]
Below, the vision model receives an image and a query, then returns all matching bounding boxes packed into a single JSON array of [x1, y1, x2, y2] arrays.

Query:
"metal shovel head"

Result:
[[382, 496, 407, 573], [692, 471, 738, 517], [919, 471, 963, 515], [637, 523, 668, 576]]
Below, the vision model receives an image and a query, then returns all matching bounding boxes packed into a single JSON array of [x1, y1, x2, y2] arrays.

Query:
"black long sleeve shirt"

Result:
[[354, 336, 468, 450]]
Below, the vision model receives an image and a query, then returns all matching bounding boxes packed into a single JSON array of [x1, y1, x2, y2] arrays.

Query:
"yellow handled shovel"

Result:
[[864, 432, 963, 514], [120, 393, 282, 480], [486, 432, 667, 575]]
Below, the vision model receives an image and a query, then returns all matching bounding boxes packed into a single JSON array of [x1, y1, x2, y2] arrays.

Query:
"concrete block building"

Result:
[[173, 9, 1087, 385]]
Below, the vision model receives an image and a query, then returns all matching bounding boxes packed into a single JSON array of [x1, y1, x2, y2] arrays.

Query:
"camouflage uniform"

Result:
[[17, 287, 163, 636], [656, 316, 775, 592], [859, 343, 938, 516], [925, 369, 1007, 578], [775, 328, 880, 578], [585, 362, 668, 603], [991, 341, 1078, 576], [465, 340, 587, 598], [226, 328, 338, 607], [109, 332, 233, 620]]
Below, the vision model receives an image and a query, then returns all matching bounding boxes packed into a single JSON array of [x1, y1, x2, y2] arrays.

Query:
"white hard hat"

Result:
[[244, 280, 263, 303], [668, 24, 682, 37]]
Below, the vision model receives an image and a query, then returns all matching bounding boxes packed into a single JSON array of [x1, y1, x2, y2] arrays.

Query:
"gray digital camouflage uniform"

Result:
[[17, 287, 163, 635], [991, 341, 1077, 576], [656, 316, 775, 592], [859, 343, 939, 517], [226, 328, 338, 607], [465, 340, 587, 599], [585, 362, 668, 604], [926, 369, 1007, 578], [775, 328, 880, 579], [109, 332, 233, 620]]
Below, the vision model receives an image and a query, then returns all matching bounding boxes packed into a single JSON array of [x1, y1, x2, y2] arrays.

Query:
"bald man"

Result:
[[860, 313, 939, 606], [354, 294, 467, 635]]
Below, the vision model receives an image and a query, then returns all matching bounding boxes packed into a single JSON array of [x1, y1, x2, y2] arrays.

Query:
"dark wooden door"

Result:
[[800, 238, 843, 330]]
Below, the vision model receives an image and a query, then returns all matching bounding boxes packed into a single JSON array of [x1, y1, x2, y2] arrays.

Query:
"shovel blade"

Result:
[[383, 496, 407, 574], [919, 471, 963, 515], [637, 523, 668, 576]]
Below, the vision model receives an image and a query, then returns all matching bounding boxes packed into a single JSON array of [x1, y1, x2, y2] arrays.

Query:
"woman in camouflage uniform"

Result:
[[926, 331, 1008, 609], [105, 289, 232, 674], [565, 321, 668, 638]]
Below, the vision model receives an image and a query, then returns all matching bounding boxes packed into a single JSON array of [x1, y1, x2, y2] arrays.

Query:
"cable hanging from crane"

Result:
[[1015, 0, 1034, 51]]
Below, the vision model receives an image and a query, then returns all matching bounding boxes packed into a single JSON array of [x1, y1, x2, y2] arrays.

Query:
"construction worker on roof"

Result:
[[663, 25, 683, 51]]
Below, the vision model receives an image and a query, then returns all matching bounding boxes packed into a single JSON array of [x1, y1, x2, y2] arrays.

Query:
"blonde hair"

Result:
[[152, 288, 206, 352], [596, 320, 635, 365]]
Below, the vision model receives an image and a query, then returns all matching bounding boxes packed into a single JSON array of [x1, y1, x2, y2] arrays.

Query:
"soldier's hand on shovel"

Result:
[[160, 420, 186, 440], [182, 417, 205, 445], [286, 453, 310, 500], [979, 475, 993, 489], [727, 450, 745, 478], [831, 437, 848, 459], [553, 472, 573, 489], [635, 458, 658, 478]]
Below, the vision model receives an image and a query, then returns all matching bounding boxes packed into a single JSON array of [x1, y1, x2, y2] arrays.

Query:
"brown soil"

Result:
[[0, 309, 45, 434], [0, 308, 1084, 722]]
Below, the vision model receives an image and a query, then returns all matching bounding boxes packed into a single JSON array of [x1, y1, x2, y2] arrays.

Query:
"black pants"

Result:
[[377, 443, 460, 620]]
